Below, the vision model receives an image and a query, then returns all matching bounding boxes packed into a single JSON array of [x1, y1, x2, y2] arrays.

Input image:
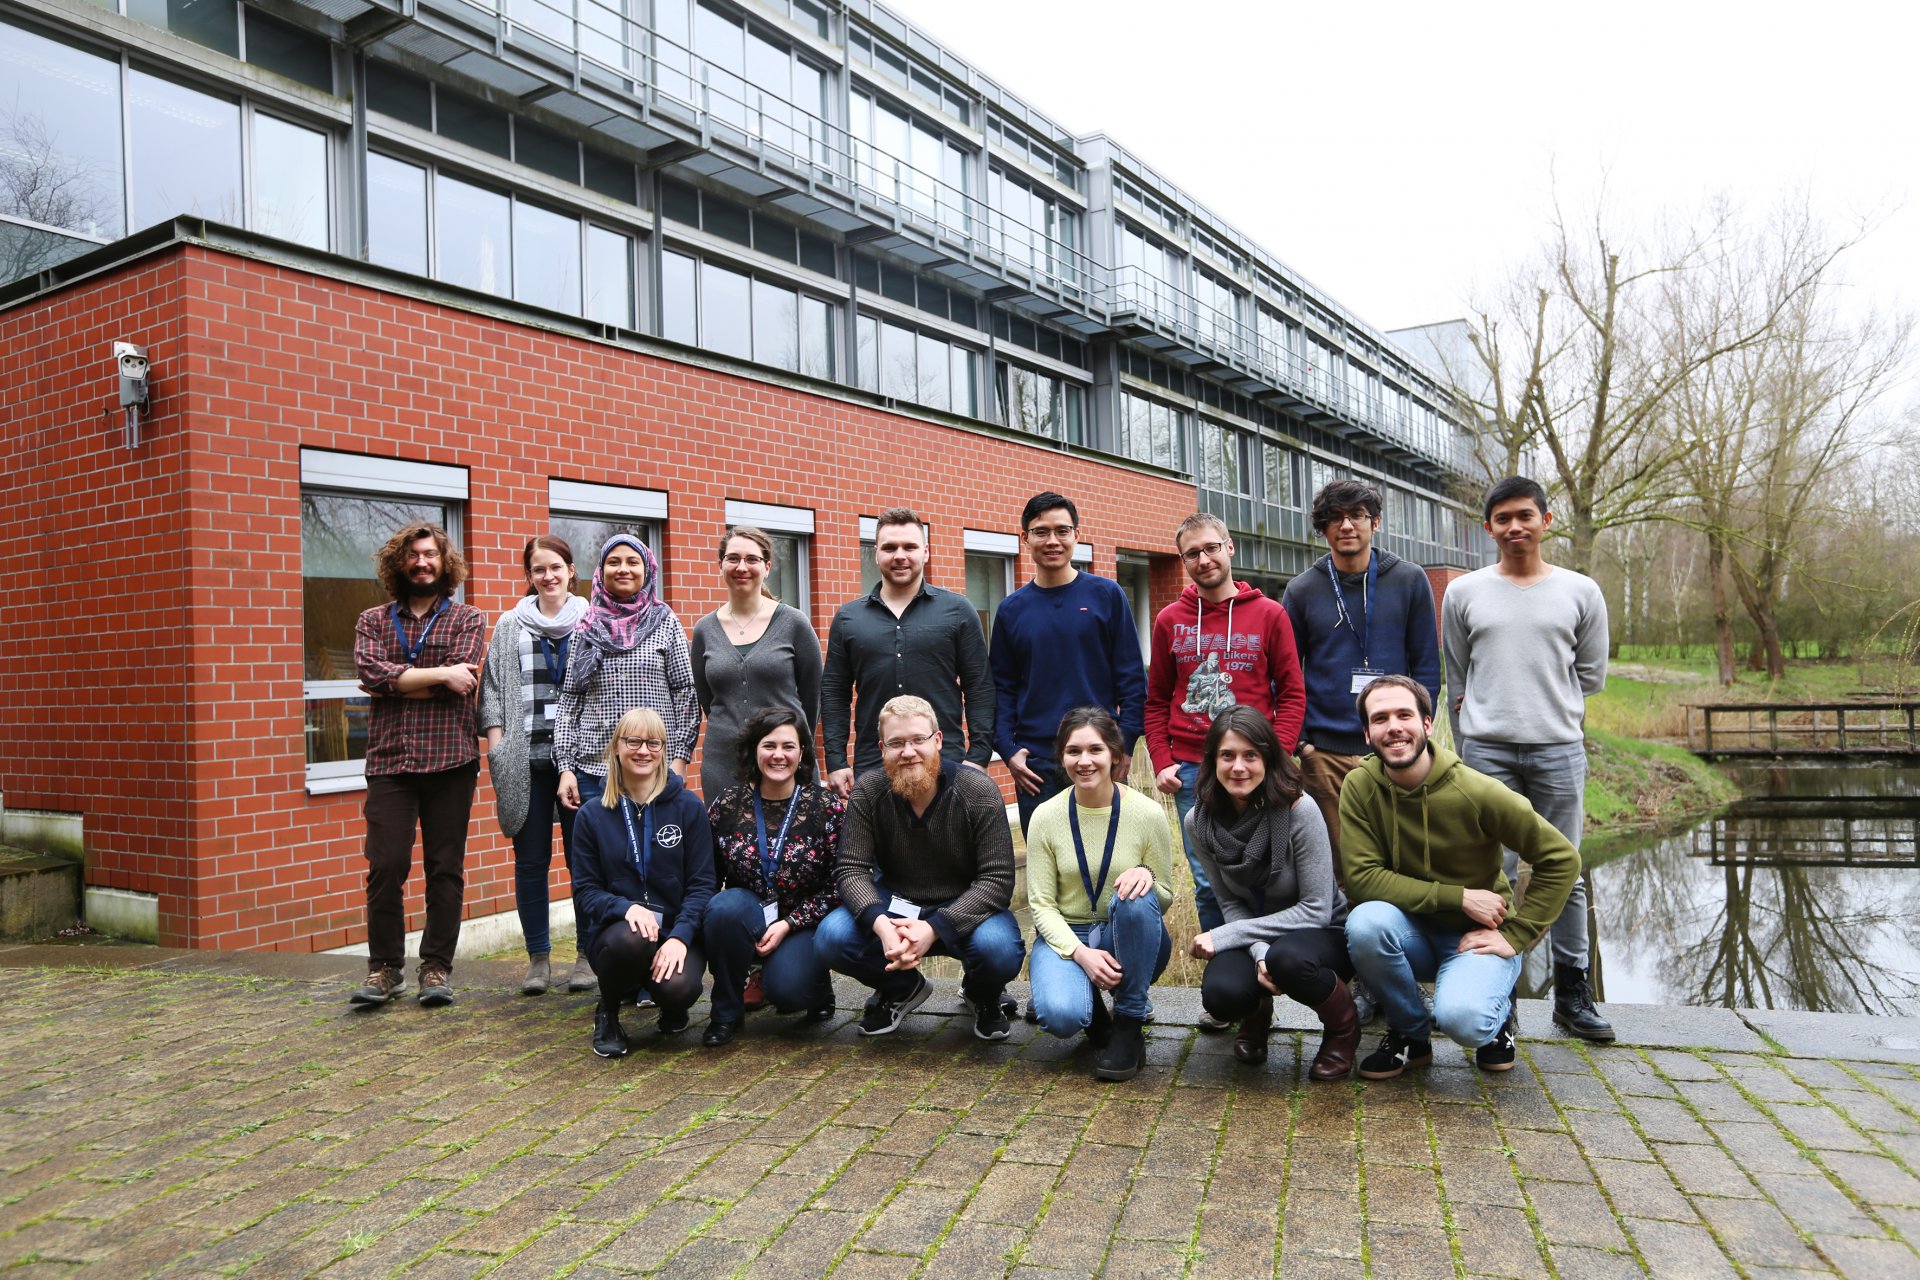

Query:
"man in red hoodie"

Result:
[[1146, 513, 1306, 947]]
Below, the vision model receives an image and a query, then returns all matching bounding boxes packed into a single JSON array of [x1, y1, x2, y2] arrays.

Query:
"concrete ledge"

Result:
[[0, 808, 84, 860], [84, 886, 159, 942], [1738, 1008, 1920, 1064], [0, 851, 81, 942]]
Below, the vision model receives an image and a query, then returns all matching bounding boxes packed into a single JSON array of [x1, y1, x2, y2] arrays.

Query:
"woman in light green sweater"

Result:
[[1025, 706, 1174, 1082]]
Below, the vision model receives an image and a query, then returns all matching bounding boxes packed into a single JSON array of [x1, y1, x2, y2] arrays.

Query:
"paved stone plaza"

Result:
[[2, 945, 1918, 1278]]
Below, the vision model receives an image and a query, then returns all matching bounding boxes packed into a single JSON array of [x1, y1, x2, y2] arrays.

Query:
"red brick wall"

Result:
[[0, 243, 1198, 952]]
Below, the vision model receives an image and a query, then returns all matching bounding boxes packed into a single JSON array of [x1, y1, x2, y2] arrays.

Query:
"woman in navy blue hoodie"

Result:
[[572, 705, 716, 1058]]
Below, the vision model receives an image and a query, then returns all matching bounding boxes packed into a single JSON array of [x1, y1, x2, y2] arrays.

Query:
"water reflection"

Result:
[[1527, 765, 1920, 1015]]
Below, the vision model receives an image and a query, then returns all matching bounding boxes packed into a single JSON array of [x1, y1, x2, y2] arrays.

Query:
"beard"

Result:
[[887, 755, 940, 807], [406, 572, 446, 598]]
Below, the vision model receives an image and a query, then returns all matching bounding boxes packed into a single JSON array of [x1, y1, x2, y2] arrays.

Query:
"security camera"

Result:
[[113, 341, 149, 409]]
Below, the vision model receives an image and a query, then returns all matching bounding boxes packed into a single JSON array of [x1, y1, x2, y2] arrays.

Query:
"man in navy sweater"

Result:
[[990, 491, 1148, 835], [1280, 478, 1441, 857]]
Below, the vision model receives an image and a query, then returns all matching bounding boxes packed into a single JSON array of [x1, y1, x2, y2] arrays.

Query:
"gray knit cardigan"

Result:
[[478, 613, 535, 837]]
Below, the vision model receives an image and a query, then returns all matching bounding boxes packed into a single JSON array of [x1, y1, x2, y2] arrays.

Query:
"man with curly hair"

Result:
[[348, 521, 487, 1009]]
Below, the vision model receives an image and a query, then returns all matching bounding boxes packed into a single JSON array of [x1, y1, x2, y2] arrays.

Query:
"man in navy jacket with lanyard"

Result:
[[1280, 479, 1441, 858], [348, 522, 486, 1009]]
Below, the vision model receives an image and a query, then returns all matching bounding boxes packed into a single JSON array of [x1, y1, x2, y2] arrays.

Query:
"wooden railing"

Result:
[[1685, 702, 1920, 757]]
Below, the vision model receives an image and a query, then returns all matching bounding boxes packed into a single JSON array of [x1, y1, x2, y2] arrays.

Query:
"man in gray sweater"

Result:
[[1441, 476, 1613, 1042], [815, 695, 1025, 1040]]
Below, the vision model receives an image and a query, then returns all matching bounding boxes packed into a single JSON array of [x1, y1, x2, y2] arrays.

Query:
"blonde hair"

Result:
[[877, 695, 939, 738], [601, 706, 670, 809]]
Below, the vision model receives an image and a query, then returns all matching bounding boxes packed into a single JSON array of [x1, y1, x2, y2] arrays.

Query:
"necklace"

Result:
[[723, 598, 767, 638]]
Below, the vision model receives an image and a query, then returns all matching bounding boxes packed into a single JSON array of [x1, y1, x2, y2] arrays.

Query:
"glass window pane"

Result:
[[764, 533, 808, 613], [704, 194, 751, 246], [798, 230, 836, 277], [586, 225, 634, 327], [0, 221, 99, 281], [951, 345, 974, 416], [434, 173, 511, 295], [244, 9, 332, 92], [366, 61, 432, 130], [252, 115, 328, 250], [699, 259, 752, 359], [584, 148, 633, 201], [516, 120, 578, 183], [550, 516, 661, 597], [880, 320, 915, 400], [127, 70, 241, 231], [799, 295, 832, 378], [917, 332, 949, 409], [662, 250, 697, 344], [366, 152, 426, 274], [964, 552, 1008, 640], [0, 21, 125, 238], [437, 91, 510, 158], [752, 277, 798, 370], [127, 0, 238, 57], [513, 201, 581, 314], [855, 315, 877, 391], [507, 0, 572, 46]]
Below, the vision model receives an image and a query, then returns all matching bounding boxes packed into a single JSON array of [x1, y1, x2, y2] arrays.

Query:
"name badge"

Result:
[[763, 901, 780, 928], [544, 704, 557, 720], [1085, 922, 1108, 952], [888, 896, 922, 921], [1350, 668, 1388, 695]]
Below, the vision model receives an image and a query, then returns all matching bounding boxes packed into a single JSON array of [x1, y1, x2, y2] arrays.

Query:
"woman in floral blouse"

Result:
[[699, 706, 844, 1045]]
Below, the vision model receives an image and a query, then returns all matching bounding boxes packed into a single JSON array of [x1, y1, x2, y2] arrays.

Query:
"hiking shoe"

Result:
[[1552, 964, 1616, 1043], [520, 954, 551, 996], [1477, 1008, 1519, 1072], [417, 962, 455, 1007], [857, 973, 931, 1036], [1087, 991, 1112, 1050], [1358, 1029, 1434, 1080], [972, 993, 1012, 1042], [1094, 1014, 1146, 1082], [348, 965, 405, 1007], [742, 968, 767, 1012]]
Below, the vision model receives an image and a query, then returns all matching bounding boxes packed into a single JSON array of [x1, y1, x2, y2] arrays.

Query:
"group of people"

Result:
[[346, 472, 1613, 1082]]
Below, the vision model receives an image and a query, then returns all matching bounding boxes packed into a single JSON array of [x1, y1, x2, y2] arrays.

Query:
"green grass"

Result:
[[1583, 725, 1737, 835], [1587, 654, 1917, 742]]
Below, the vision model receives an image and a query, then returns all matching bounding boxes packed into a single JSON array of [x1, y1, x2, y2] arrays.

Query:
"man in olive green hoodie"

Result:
[[1339, 675, 1580, 1078]]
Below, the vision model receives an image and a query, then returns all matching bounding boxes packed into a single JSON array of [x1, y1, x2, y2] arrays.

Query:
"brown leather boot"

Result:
[[1309, 980, 1361, 1081], [1233, 994, 1273, 1064]]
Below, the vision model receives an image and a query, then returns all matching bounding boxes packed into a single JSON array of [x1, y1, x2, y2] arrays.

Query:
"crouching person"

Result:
[[815, 696, 1025, 1040], [1186, 706, 1359, 1078], [571, 707, 716, 1058], [1026, 708, 1173, 1081], [1340, 675, 1579, 1078]]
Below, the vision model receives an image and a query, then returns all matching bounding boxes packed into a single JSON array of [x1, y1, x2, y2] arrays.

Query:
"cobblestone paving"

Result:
[[2, 957, 1919, 1278]]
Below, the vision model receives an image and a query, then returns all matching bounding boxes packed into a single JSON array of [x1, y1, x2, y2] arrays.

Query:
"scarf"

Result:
[[569, 535, 671, 690], [1192, 795, 1292, 897], [510, 591, 588, 639]]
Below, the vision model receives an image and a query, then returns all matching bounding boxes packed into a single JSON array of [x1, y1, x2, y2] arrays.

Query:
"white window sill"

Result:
[[306, 773, 368, 795]]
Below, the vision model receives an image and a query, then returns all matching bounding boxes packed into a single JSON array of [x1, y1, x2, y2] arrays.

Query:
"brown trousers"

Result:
[[1299, 749, 1364, 864], [363, 762, 479, 971]]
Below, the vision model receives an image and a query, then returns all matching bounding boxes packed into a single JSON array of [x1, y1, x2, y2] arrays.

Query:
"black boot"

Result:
[[1095, 1014, 1146, 1081], [592, 999, 631, 1058], [1086, 991, 1112, 1050], [1552, 964, 1616, 1043]]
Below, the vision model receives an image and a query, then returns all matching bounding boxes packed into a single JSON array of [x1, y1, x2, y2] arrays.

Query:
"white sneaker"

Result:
[[1197, 1008, 1233, 1033]]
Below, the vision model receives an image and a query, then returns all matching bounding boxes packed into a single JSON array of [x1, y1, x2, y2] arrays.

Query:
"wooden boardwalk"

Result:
[[1686, 701, 1920, 758]]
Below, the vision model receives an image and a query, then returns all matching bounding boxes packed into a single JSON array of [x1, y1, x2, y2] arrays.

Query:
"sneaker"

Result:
[[348, 965, 405, 1007], [592, 1001, 630, 1058], [857, 973, 931, 1036], [1357, 1029, 1434, 1080], [1476, 1008, 1519, 1072], [656, 1005, 690, 1034], [972, 994, 1012, 1042], [1197, 1008, 1233, 1033], [417, 963, 455, 1007]]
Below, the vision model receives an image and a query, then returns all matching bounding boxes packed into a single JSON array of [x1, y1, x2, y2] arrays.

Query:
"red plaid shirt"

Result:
[[353, 598, 486, 777]]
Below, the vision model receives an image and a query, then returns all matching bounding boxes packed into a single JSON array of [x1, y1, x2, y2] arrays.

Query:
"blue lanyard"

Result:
[[1068, 788, 1122, 907], [620, 798, 653, 908], [539, 634, 569, 686], [1325, 550, 1378, 667], [390, 597, 448, 663], [753, 792, 800, 895]]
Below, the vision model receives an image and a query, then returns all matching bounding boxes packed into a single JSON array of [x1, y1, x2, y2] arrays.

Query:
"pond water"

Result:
[[1525, 763, 1920, 1015]]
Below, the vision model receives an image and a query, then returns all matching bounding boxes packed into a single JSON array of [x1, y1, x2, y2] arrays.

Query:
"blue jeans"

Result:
[[1173, 761, 1224, 931], [814, 892, 1026, 1005], [702, 888, 831, 1024], [1014, 762, 1069, 838], [513, 763, 577, 956], [1458, 738, 1590, 969], [1029, 894, 1172, 1035], [1345, 900, 1522, 1049]]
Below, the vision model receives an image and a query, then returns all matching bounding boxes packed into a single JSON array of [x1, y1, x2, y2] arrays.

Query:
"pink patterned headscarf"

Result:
[[568, 535, 672, 689]]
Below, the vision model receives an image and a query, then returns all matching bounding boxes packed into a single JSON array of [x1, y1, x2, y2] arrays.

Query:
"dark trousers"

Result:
[[1200, 926, 1353, 1022], [364, 762, 479, 972], [591, 920, 708, 1013], [703, 888, 831, 1024], [512, 763, 577, 955], [1014, 764, 1069, 838]]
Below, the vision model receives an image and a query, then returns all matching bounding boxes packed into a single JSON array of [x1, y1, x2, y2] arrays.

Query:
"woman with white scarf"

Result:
[[482, 535, 592, 995]]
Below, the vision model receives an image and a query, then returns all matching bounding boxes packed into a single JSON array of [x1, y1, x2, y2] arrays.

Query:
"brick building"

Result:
[[0, 0, 1478, 952]]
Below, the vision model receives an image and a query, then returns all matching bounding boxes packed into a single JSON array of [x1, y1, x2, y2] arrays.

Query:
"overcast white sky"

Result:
[[882, 0, 1918, 335]]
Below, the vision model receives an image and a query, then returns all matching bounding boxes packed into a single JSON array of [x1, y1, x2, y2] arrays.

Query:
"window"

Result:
[[1115, 222, 1187, 326], [128, 0, 238, 57], [987, 166, 1078, 281], [1263, 443, 1295, 509], [128, 69, 241, 232], [300, 450, 467, 793], [962, 532, 1017, 646], [586, 225, 636, 327], [550, 479, 667, 598], [1198, 420, 1251, 496], [1193, 267, 1246, 353], [850, 89, 969, 227], [252, 114, 329, 250], [688, 0, 829, 161], [514, 200, 583, 314], [996, 362, 1086, 446], [366, 153, 427, 274], [434, 173, 511, 295], [1118, 389, 1187, 473], [726, 500, 812, 615], [662, 250, 835, 376], [856, 315, 976, 415], [0, 21, 125, 242]]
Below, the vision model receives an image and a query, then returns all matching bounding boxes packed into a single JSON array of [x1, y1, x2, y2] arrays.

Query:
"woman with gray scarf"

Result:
[[480, 535, 591, 995], [1185, 706, 1360, 1079]]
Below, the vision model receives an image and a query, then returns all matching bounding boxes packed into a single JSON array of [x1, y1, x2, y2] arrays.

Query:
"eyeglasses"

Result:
[[1324, 511, 1373, 529], [883, 733, 936, 753], [619, 737, 667, 752], [1179, 541, 1228, 563], [1024, 524, 1077, 542], [721, 553, 767, 567]]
